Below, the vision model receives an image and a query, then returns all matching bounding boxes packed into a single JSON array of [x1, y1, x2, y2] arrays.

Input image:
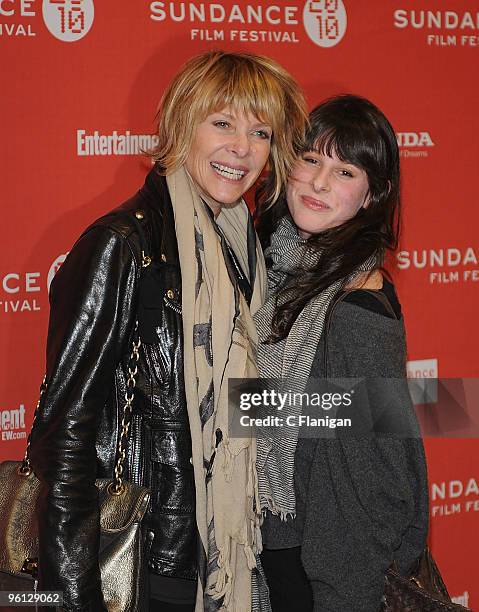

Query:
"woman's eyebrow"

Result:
[[252, 120, 272, 128]]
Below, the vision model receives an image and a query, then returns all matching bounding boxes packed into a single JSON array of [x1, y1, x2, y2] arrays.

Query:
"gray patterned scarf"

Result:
[[254, 216, 377, 518]]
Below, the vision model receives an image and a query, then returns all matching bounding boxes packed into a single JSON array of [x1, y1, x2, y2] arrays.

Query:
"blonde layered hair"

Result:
[[151, 50, 307, 204]]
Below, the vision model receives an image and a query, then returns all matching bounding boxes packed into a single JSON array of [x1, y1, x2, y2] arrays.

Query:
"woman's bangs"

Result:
[[201, 68, 282, 131], [310, 125, 377, 170]]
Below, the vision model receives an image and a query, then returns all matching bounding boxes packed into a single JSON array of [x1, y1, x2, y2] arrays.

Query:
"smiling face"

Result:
[[286, 150, 370, 238], [185, 108, 272, 212]]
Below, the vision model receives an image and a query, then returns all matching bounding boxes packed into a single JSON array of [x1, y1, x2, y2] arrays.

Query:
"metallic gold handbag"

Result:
[[0, 334, 150, 612], [382, 547, 471, 611]]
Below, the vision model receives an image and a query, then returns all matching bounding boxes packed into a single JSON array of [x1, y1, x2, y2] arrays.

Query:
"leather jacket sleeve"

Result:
[[30, 225, 138, 611]]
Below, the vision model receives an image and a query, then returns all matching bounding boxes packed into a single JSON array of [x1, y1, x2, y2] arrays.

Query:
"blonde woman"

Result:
[[30, 51, 307, 612]]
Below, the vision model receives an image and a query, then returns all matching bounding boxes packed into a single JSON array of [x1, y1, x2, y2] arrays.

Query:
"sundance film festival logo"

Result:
[[149, 2, 348, 46], [150, 3, 301, 43], [394, 10, 479, 48], [303, 0, 347, 48], [431, 477, 479, 518], [396, 131, 434, 159], [0, 252, 68, 314], [397, 246, 479, 286], [0, 1, 36, 37], [42, 0, 94, 42]]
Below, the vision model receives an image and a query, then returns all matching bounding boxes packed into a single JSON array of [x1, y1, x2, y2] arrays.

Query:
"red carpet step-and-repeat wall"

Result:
[[1, 1, 478, 607]]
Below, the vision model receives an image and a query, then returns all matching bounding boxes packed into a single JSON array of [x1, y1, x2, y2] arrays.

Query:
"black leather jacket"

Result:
[[30, 170, 197, 611]]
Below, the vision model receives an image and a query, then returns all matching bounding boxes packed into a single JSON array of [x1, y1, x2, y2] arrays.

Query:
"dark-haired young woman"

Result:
[[253, 95, 429, 612]]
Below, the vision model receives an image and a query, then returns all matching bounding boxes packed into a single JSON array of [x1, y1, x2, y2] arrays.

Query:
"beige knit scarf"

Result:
[[166, 167, 267, 612]]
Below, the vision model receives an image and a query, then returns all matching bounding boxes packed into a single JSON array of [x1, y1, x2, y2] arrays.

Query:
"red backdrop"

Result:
[[1, 1, 477, 608]]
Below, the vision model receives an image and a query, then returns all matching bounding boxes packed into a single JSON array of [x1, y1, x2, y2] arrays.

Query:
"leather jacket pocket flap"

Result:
[[150, 429, 192, 467]]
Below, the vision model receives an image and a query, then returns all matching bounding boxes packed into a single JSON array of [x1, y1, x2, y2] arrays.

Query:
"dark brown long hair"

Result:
[[255, 94, 400, 343]]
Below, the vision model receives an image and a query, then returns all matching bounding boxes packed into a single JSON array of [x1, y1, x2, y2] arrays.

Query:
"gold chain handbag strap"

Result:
[[108, 326, 142, 496], [18, 375, 48, 476], [108, 241, 152, 494], [18, 326, 142, 497]]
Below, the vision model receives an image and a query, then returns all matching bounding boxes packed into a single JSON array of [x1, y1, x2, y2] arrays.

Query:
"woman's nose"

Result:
[[227, 131, 250, 157], [311, 167, 330, 192]]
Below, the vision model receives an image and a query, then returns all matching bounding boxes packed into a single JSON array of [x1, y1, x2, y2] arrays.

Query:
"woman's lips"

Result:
[[300, 195, 331, 211]]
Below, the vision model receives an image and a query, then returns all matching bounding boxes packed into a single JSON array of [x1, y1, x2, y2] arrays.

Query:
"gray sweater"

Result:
[[262, 292, 429, 612]]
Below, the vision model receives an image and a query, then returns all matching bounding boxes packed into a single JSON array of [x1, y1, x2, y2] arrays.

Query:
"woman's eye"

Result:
[[302, 156, 318, 165], [339, 169, 354, 177], [254, 130, 271, 140], [213, 121, 230, 129]]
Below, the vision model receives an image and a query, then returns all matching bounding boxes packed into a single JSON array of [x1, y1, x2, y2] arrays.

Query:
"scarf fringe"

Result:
[[211, 537, 233, 602], [260, 493, 296, 521]]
